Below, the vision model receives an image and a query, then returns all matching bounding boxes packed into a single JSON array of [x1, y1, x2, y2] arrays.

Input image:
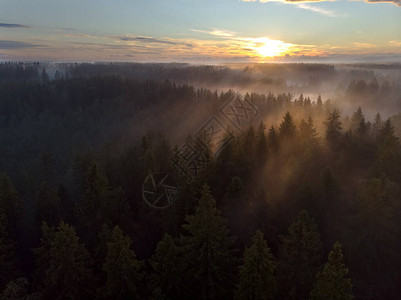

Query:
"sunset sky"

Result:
[[0, 0, 400, 63]]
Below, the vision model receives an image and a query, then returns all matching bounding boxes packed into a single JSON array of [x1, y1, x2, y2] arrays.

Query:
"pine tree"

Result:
[[372, 113, 382, 139], [32, 222, 54, 290], [35, 182, 62, 227], [350, 107, 364, 133], [100, 225, 142, 299], [0, 210, 17, 290], [76, 162, 110, 250], [279, 112, 296, 139], [0, 174, 22, 239], [316, 95, 323, 115], [267, 126, 279, 152], [42, 221, 94, 299], [236, 230, 276, 300], [310, 241, 353, 300], [57, 184, 74, 223], [278, 210, 322, 300], [180, 184, 237, 300], [149, 234, 183, 299], [0, 277, 30, 299], [299, 116, 319, 150], [256, 122, 268, 163], [325, 109, 342, 149]]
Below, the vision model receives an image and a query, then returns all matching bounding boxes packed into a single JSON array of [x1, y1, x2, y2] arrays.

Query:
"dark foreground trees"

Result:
[[180, 184, 237, 300], [310, 241, 353, 300], [1, 70, 401, 299], [236, 230, 276, 300]]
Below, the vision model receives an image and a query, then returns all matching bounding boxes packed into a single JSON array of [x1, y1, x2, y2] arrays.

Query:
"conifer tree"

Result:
[[149, 234, 183, 299], [267, 126, 279, 152], [279, 112, 296, 139], [278, 210, 322, 300], [325, 109, 342, 149], [236, 230, 276, 300], [101, 225, 142, 299], [35, 182, 62, 227], [0, 174, 22, 239], [42, 222, 94, 299], [0, 210, 17, 290], [180, 184, 237, 300], [77, 162, 110, 249], [310, 241, 353, 300]]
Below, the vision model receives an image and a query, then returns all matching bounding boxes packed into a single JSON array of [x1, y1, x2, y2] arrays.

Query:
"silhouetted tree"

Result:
[[325, 109, 342, 149], [236, 230, 276, 300], [149, 234, 183, 299], [310, 241, 353, 300], [180, 184, 237, 299], [278, 210, 322, 300], [41, 222, 94, 299], [279, 112, 296, 139], [100, 225, 142, 299]]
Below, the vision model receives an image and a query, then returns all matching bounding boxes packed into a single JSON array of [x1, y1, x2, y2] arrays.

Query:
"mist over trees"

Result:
[[1, 62, 401, 299]]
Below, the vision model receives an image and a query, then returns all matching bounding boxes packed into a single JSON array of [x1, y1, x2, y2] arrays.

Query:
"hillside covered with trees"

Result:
[[1, 63, 401, 299]]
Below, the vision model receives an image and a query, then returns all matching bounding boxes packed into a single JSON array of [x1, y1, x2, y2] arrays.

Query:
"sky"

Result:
[[0, 0, 400, 63]]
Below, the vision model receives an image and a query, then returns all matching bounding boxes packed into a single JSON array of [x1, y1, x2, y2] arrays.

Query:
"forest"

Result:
[[1, 62, 401, 299]]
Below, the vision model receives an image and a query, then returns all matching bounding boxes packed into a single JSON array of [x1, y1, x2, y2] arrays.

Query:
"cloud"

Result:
[[119, 36, 178, 45], [0, 40, 40, 49], [389, 40, 401, 46], [190, 29, 236, 37], [365, 0, 400, 5], [0, 23, 30, 29], [240, 0, 400, 6], [353, 42, 377, 48], [116, 36, 193, 48], [295, 3, 344, 17]]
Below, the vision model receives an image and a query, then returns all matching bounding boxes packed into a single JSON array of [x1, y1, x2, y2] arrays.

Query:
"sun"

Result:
[[252, 37, 292, 58]]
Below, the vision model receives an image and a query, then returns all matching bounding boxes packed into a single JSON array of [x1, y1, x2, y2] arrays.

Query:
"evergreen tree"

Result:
[[76, 162, 110, 250], [310, 241, 353, 300], [267, 126, 279, 152], [100, 225, 142, 299], [372, 113, 382, 139], [256, 122, 268, 163], [42, 221, 94, 299], [57, 184, 74, 223], [316, 95, 323, 115], [180, 184, 237, 300], [0, 277, 31, 300], [350, 107, 364, 133], [347, 176, 400, 298], [0, 174, 22, 239], [325, 109, 342, 149], [299, 116, 319, 150], [149, 234, 183, 299], [104, 187, 133, 230], [32, 222, 54, 290], [35, 182, 62, 227], [0, 210, 17, 291], [279, 112, 296, 139], [278, 210, 322, 300], [236, 230, 276, 300]]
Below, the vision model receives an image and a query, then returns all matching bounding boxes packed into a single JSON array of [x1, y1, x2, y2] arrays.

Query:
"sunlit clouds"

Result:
[[0, 25, 326, 62], [241, 0, 401, 6], [0, 27, 399, 62]]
